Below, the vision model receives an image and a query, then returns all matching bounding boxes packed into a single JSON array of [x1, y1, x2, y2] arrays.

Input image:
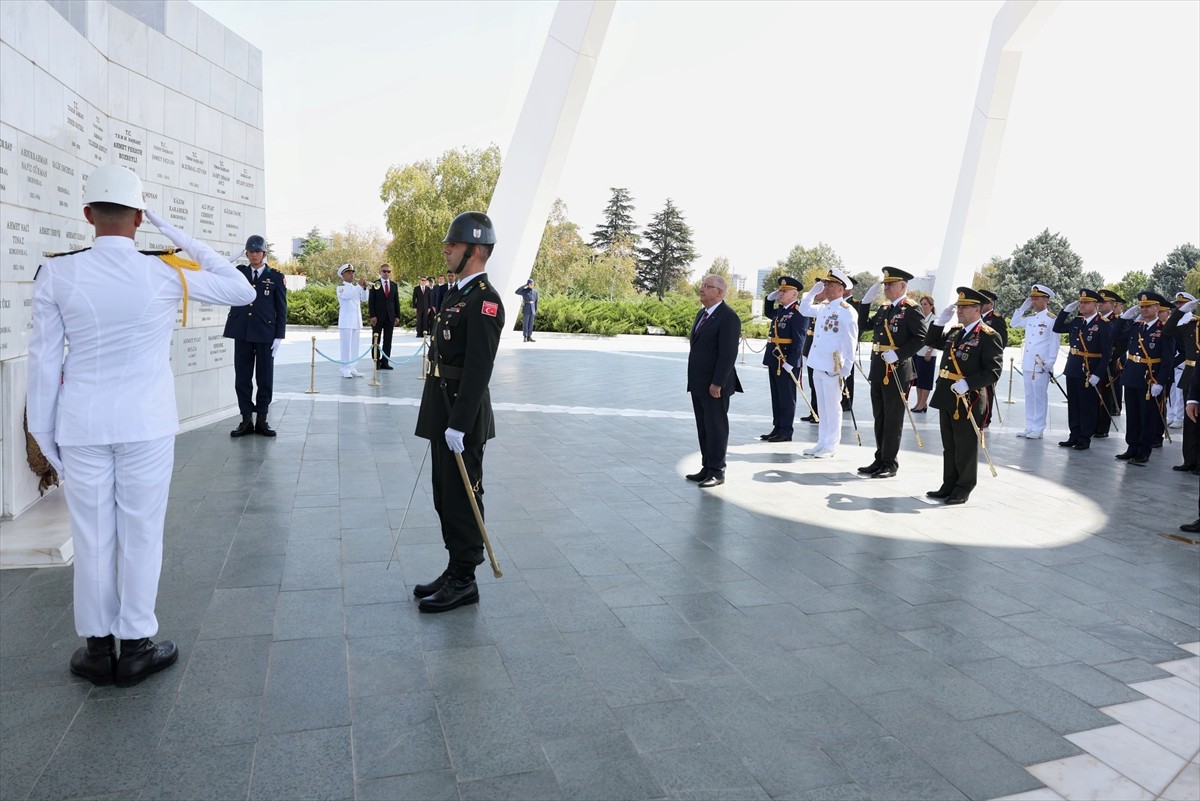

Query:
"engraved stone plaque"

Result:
[[234, 162, 255, 205], [220, 200, 244, 245], [15, 132, 54, 213], [179, 146, 208, 193], [109, 124, 147, 177], [196, 195, 218, 239], [164, 187, 194, 231], [179, 328, 205, 372], [209, 155, 233, 200], [1, 205, 37, 282], [147, 132, 180, 185], [206, 329, 230, 368], [85, 106, 108, 166]]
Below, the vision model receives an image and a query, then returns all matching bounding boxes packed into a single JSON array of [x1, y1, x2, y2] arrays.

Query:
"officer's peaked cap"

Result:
[[1098, 289, 1125, 304], [1137, 290, 1169, 307], [881, 266, 913, 283], [777, 276, 803, 291], [955, 287, 987, 306], [825, 268, 853, 289], [1029, 284, 1054, 298]]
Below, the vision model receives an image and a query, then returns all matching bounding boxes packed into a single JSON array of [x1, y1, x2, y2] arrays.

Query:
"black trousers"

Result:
[[768, 366, 799, 436], [429, 438, 486, 571], [937, 396, 983, 498], [372, 321, 395, 366], [870, 377, 905, 469], [1065, 375, 1099, 443], [414, 307, 429, 337], [233, 339, 273, 417], [1124, 386, 1164, 459], [691, 391, 730, 474]]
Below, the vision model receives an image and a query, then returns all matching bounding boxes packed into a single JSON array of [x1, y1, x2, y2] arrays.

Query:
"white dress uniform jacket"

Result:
[[1011, 308, 1059, 372], [799, 294, 859, 377], [28, 236, 256, 445], [337, 282, 369, 328]]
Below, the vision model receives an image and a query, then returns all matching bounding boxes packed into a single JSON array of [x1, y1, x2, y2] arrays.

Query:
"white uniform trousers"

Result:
[[812, 370, 845, 452], [339, 327, 361, 377], [62, 435, 174, 640], [1022, 367, 1051, 434]]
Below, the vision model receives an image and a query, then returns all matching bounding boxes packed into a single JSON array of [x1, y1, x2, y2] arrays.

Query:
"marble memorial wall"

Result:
[[0, 0, 264, 520]]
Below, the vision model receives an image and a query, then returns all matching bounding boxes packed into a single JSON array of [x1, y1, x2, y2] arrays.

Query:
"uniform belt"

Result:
[[429, 363, 463, 380], [767, 337, 793, 344], [1126, 354, 1160, 364], [938, 368, 964, 381], [872, 344, 897, 353], [1187, 359, 1197, 367], [1069, 348, 1100, 358]]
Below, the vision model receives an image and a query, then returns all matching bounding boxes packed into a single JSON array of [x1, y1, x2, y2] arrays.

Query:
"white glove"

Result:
[[1150, 383, 1164, 398], [444, 428, 465, 453], [1033, 363, 1045, 374], [1088, 374, 1101, 387], [766, 290, 781, 302], [1182, 299, 1198, 313], [271, 338, 282, 358], [881, 350, 899, 364], [1064, 300, 1080, 313], [1015, 298, 1031, 317], [1120, 306, 1138, 320], [230, 249, 246, 264], [861, 283, 883, 305], [1181, 312, 1195, 326], [809, 280, 825, 297], [786, 362, 797, 373], [935, 303, 955, 326], [144, 207, 199, 254], [32, 432, 63, 476], [951, 379, 969, 395]]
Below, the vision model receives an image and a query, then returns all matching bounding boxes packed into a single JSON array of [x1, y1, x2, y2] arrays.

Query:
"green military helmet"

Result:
[[443, 212, 497, 245]]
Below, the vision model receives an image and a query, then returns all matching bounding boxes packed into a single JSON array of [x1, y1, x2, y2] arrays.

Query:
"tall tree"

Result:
[[988, 229, 1086, 315], [760, 242, 845, 295], [1108, 270, 1152, 303], [636, 199, 698, 298], [1149, 243, 1200, 293], [296, 226, 327, 269], [379, 145, 502, 282], [708, 256, 732, 281], [531, 199, 594, 295], [590, 187, 640, 254], [298, 225, 390, 283]]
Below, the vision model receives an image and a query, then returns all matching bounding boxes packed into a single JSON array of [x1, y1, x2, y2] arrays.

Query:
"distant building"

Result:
[[730, 273, 747, 293], [755, 268, 773, 297]]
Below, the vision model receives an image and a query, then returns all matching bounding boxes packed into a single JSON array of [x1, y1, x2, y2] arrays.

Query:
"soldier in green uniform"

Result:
[[412, 212, 505, 613], [924, 287, 1005, 505]]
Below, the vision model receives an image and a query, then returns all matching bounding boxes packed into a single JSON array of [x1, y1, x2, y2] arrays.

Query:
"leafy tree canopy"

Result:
[[1107, 270, 1152, 304], [296, 226, 327, 268], [760, 242, 845, 296], [295, 224, 390, 284], [380, 145, 502, 282], [531, 198, 636, 299], [983, 229, 1085, 315], [1149, 243, 1199, 294], [636, 198, 698, 299]]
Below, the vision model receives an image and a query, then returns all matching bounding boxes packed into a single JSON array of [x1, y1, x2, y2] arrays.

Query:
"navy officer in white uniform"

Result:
[[798, 268, 859, 458], [27, 165, 256, 687]]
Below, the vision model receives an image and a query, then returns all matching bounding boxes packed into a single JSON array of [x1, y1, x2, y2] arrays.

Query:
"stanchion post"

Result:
[[1004, 356, 1015, 403], [305, 335, 319, 394], [369, 332, 382, 387]]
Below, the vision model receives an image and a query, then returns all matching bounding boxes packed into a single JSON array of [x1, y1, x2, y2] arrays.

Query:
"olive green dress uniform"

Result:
[[926, 289, 1005, 504], [415, 273, 505, 573]]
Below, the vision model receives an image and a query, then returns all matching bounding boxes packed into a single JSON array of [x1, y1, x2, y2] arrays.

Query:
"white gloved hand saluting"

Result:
[[861, 283, 883, 305], [1150, 383, 1164, 398], [881, 350, 899, 364], [444, 428, 465, 453], [951, 379, 969, 395], [1064, 300, 1080, 313], [32, 432, 63, 476], [230, 249, 246, 264], [935, 303, 955, 326], [1183, 299, 1198, 313], [144, 207, 199, 254], [1088, 374, 1101, 387], [766, 290, 781, 302], [1120, 306, 1138, 320], [1015, 298, 1031, 317], [271, 338, 282, 358]]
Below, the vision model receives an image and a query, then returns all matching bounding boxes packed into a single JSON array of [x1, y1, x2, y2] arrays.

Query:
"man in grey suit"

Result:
[[686, 275, 743, 488]]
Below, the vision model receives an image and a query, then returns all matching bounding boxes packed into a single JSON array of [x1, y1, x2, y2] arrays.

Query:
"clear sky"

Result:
[[193, 0, 1199, 284]]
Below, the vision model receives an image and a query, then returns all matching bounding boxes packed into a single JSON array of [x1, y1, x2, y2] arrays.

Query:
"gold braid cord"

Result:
[[23, 407, 59, 496], [154, 250, 202, 326]]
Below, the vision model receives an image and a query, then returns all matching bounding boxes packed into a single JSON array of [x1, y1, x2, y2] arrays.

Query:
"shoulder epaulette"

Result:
[[979, 322, 995, 335], [42, 247, 92, 258], [839, 300, 850, 308]]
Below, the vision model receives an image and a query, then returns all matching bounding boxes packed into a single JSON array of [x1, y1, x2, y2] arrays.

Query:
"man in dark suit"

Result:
[[686, 275, 743, 488], [410, 274, 432, 338], [978, 289, 1008, 428], [223, 234, 287, 437], [430, 275, 447, 316], [924, 287, 1004, 505], [1053, 289, 1112, 450], [369, 264, 401, 368], [760, 276, 808, 442]]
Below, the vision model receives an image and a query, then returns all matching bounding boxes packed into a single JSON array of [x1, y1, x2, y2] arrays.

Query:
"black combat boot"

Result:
[[413, 569, 450, 599], [115, 638, 178, 687], [230, 415, 254, 437], [418, 571, 479, 613], [69, 635, 117, 686], [254, 416, 276, 437]]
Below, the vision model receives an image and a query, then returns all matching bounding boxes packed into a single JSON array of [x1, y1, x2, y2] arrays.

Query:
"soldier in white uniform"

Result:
[[797, 268, 859, 457], [27, 165, 255, 687], [1010, 283, 1059, 439], [336, 263, 370, 378]]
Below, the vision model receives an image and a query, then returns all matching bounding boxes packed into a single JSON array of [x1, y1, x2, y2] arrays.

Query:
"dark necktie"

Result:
[[695, 311, 709, 333], [384, 281, 389, 297], [252, 269, 260, 284]]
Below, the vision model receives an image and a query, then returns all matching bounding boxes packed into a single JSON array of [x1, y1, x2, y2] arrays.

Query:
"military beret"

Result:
[[881, 266, 914, 283], [955, 286, 987, 306]]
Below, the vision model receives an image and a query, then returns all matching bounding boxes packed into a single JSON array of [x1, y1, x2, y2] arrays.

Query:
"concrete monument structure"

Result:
[[0, 0, 265, 563]]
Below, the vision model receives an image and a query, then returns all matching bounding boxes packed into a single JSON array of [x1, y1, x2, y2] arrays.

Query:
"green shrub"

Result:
[[288, 282, 422, 328]]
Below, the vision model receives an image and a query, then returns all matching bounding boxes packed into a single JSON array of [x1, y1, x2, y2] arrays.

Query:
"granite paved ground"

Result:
[[2, 331, 1197, 801]]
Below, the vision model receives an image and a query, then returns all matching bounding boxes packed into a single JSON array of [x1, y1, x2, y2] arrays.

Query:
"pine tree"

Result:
[[1149, 243, 1199, 293], [590, 188, 640, 254], [990, 229, 1085, 315], [636, 199, 698, 298]]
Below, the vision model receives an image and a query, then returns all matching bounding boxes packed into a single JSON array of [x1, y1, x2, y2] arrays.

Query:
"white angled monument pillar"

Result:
[[934, 0, 1058, 307], [485, 0, 616, 318]]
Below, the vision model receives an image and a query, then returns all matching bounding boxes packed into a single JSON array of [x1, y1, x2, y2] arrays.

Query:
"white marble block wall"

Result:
[[0, 0, 264, 539]]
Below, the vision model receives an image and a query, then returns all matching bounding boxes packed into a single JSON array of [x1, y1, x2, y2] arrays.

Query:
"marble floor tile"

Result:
[[1179, 642, 1200, 657], [1157, 656, 1200, 686], [1128, 677, 1200, 722], [1098, 698, 1200, 760], [992, 789, 1066, 801], [1064, 724, 1186, 796], [1159, 759, 1199, 801], [1026, 754, 1154, 801]]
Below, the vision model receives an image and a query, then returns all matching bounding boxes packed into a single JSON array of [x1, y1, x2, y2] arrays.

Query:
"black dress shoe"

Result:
[[230, 416, 254, 437], [70, 635, 117, 686], [255, 418, 277, 437], [378, 363, 393, 370], [1128, 455, 1149, 466], [1092, 432, 1109, 438], [766, 433, 792, 442], [1072, 442, 1090, 450], [800, 415, 817, 424], [1115, 451, 1135, 460], [698, 473, 725, 488], [857, 461, 883, 475], [115, 638, 178, 687], [945, 495, 969, 506], [685, 470, 709, 482], [871, 467, 898, 479], [911, 406, 928, 414], [1173, 463, 1198, 472], [925, 489, 952, 499], [1181, 520, 1200, 534], [1057, 440, 1076, 447], [419, 577, 479, 613], [413, 570, 449, 599], [527, 338, 535, 342], [759, 432, 776, 441]]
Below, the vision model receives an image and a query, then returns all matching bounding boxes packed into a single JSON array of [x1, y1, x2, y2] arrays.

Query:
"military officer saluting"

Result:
[[1116, 291, 1177, 466], [923, 288, 1005, 505], [857, 266, 927, 478], [1164, 291, 1199, 472], [760, 276, 808, 443], [1011, 284, 1058, 439], [977, 289, 1007, 428], [1053, 288, 1112, 450], [224, 234, 287, 437], [797, 269, 858, 458], [1094, 289, 1133, 438]]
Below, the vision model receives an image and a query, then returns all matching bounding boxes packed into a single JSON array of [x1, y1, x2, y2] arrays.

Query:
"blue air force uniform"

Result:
[[223, 260, 287, 420], [1117, 292, 1177, 464], [1052, 289, 1111, 448], [762, 277, 808, 441]]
